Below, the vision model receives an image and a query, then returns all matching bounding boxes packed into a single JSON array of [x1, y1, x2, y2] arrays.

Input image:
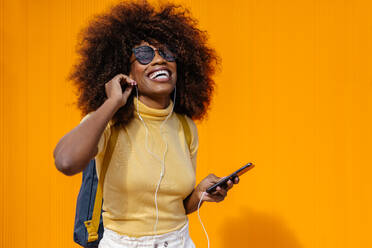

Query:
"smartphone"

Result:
[[206, 163, 254, 194]]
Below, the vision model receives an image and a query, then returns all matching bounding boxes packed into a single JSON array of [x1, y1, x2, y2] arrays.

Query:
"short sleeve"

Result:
[[185, 116, 199, 170], [80, 112, 111, 157]]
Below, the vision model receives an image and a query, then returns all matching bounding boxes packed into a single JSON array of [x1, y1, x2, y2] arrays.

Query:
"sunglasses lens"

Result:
[[159, 48, 176, 62], [133, 45, 176, 64], [134, 46, 155, 64]]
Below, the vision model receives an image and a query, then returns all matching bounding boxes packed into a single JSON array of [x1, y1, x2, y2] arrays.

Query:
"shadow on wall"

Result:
[[219, 208, 302, 248]]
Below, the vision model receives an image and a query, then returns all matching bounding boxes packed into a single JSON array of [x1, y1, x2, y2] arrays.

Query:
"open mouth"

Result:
[[148, 69, 171, 81]]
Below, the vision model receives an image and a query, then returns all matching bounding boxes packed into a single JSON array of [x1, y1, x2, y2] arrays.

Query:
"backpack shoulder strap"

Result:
[[84, 124, 120, 242], [176, 114, 191, 150]]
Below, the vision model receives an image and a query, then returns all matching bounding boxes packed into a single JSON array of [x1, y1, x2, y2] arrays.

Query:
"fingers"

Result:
[[104, 74, 138, 108], [203, 192, 225, 203], [203, 186, 227, 203], [122, 84, 134, 99], [197, 174, 241, 204], [112, 74, 137, 86], [234, 176, 240, 184], [107, 74, 137, 93], [204, 177, 240, 203], [126, 78, 137, 86], [226, 180, 233, 190], [216, 186, 227, 197]]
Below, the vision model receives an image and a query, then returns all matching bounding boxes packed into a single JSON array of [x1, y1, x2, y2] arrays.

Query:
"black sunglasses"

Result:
[[131, 45, 176, 65]]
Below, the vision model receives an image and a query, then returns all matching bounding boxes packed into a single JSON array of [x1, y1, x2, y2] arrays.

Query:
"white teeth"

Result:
[[149, 70, 170, 79], [156, 75, 168, 79]]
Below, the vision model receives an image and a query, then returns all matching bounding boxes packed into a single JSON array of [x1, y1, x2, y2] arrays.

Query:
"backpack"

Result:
[[73, 114, 192, 247]]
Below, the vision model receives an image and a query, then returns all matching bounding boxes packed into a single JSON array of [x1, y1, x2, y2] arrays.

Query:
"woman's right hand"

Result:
[[54, 74, 137, 176], [105, 74, 137, 108]]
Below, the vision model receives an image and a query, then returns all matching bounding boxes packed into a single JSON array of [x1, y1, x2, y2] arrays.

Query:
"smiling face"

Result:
[[129, 41, 177, 108]]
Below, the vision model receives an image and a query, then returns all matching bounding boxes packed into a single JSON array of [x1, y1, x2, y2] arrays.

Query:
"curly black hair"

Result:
[[69, 0, 219, 125]]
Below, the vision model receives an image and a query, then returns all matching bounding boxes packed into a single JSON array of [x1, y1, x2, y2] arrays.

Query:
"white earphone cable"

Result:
[[198, 192, 210, 248], [135, 85, 176, 244], [135, 86, 209, 247]]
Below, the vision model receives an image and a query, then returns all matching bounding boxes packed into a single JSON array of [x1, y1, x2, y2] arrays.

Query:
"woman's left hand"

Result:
[[195, 174, 239, 203]]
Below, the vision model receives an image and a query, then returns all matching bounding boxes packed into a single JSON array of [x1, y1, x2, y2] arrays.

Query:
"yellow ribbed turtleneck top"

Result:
[[81, 97, 198, 237]]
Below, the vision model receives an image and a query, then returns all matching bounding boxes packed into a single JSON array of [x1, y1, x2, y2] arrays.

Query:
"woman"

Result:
[[54, 1, 239, 247]]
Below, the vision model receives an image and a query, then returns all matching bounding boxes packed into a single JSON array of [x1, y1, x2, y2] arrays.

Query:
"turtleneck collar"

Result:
[[133, 97, 174, 121]]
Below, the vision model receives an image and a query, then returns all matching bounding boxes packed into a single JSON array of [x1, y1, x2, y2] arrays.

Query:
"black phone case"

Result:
[[206, 174, 238, 194], [205, 163, 253, 194]]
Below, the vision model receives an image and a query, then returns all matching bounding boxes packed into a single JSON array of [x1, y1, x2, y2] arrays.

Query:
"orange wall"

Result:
[[1, 0, 371, 247]]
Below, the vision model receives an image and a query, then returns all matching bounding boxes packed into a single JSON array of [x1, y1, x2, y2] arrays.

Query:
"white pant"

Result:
[[98, 221, 196, 248]]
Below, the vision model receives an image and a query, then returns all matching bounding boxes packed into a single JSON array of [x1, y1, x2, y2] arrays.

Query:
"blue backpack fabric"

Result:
[[73, 159, 103, 248], [73, 114, 191, 247]]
